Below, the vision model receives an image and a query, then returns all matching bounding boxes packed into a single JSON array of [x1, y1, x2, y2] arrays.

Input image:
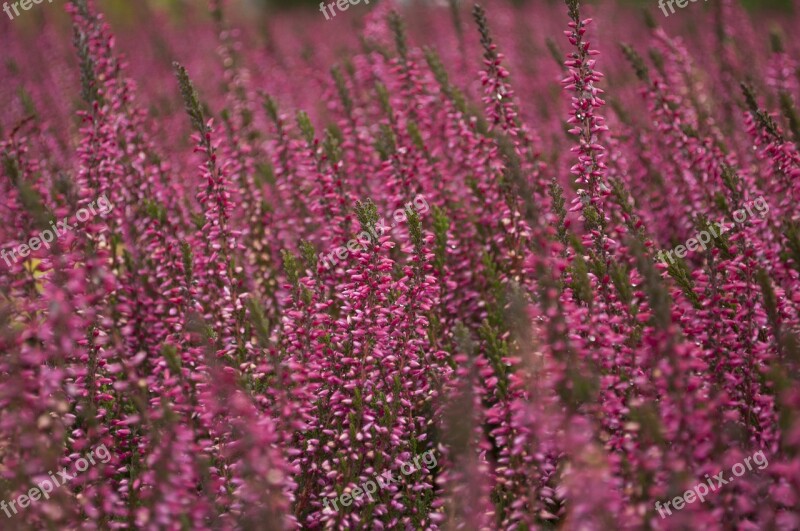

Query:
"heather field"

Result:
[[1, 0, 800, 528]]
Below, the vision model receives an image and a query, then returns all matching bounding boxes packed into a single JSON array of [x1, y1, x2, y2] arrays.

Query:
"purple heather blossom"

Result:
[[0, 0, 799, 529]]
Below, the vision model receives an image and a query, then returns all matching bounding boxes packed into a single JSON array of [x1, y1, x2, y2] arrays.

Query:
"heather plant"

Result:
[[1, 0, 799, 529]]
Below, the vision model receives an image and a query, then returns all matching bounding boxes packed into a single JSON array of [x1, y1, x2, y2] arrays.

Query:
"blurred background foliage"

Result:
[[246, 0, 794, 10], [96, 0, 794, 15], [1, 0, 777, 38]]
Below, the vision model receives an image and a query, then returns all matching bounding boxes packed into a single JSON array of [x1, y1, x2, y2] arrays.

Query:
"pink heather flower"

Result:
[[0, 0, 798, 528]]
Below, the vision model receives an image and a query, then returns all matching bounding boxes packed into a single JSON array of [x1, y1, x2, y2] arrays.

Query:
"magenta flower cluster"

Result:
[[1, 0, 799, 528]]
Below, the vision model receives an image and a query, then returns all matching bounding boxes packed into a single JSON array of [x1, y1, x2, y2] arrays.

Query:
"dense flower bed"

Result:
[[1, 0, 799, 528]]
